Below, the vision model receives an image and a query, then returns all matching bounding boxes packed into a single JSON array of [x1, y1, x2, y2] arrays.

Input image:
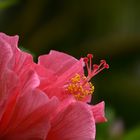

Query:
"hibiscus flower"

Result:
[[0, 33, 108, 140]]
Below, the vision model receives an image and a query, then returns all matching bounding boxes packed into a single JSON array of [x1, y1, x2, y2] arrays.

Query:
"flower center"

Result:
[[66, 74, 94, 100], [65, 54, 109, 100]]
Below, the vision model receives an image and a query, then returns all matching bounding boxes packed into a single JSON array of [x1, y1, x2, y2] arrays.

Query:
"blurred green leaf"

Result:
[[0, 0, 19, 9], [123, 125, 140, 140]]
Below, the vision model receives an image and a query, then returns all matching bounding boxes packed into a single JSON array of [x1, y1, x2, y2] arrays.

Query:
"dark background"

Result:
[[1, 0, 140, 139]]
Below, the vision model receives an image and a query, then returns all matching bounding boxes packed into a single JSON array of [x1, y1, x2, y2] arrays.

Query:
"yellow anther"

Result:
[[71, 74, 81, 83]]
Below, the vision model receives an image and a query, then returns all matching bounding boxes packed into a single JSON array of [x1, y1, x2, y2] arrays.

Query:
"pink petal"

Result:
[[91, 101, 107, 123], [47, 102, 95, 140], [0, 70, 43, 130], [0, 32, 19, 52], [0, 36, 18, 119], [82, 95, 92, 103], [54, 58, 84, 85], [0, 32, 34, 79], [0, 88, 18, 133], [0, 88, 59, 139], [38, 50, 80, 76], [0, 33, 39, 119], [0, 35, 13, 73], [39, 50, 84, 80], [34, 64, 57, 90]]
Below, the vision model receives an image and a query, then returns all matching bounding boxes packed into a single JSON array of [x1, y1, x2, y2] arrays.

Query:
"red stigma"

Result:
[[105, 64, 109, 69], [83, 57, 89, 63], [84, 54, 109, 81], [87, 54, 93, 58]]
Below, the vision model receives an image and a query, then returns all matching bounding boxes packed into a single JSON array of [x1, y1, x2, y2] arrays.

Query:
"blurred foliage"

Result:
[[0, 0, 140, 139], [123, 125, 140, 140], [0, 0, 19, 9]]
